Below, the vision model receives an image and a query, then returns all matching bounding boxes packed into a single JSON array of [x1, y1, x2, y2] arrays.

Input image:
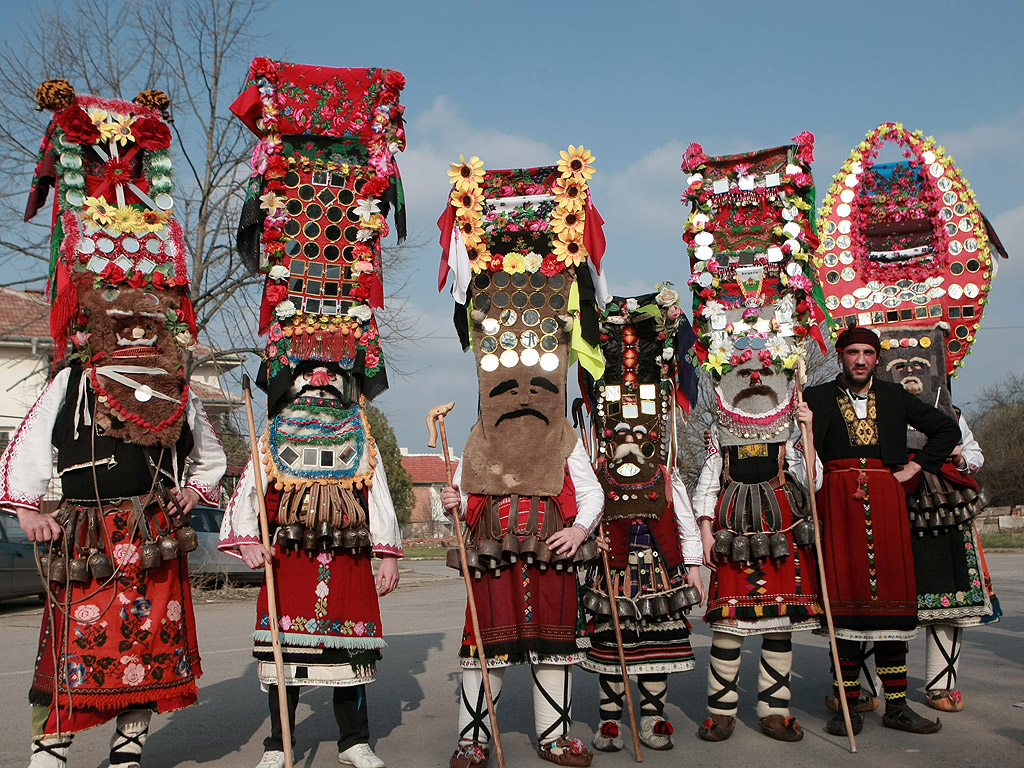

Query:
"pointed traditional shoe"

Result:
[[758, 714, 804, 742], [592, 720, 623, 752], [639, 716, 673, 750], [882, 702, 942, 734], [825, 693, 882, 713], [825, 709, 863, 736], [537, 737, 594, 766], [449, 742, 489, 768], [697, 714, 736, 742], [925, 689, 964, 712]]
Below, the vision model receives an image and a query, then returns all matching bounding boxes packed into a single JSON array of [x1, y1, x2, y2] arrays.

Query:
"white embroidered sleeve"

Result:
[[0, 367, 70, 513], [218, 444, 266, 556], [671, 468, 702, 565], [692, 431, 722, 521], [369, 456, 404, 557], [182, 392, 227, 505], [786, 433, 823, 491], [568, 438, 604, 535], [958, 415, 984, 474]]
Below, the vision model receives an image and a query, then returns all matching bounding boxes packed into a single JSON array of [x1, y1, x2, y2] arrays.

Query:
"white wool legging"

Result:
[[457, 664, 572, 745]]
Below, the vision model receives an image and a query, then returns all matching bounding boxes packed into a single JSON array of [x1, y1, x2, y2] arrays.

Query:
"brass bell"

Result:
[[176, 526, 199, 553], [158, 534, 180, 560], [50, 557, 68, 585], [500, 532, 521, 565], [69, 556, 90, 583], [713, 529, 734, 556], [139, 542, 162, 570], [769, 532, 791, 559], [88, 551, 114, 581], [749, 532, 770, 560]]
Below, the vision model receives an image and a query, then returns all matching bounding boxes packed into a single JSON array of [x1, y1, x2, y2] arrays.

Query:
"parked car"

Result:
[[0, 514, 45, 602], [189, 505, 264, 585]]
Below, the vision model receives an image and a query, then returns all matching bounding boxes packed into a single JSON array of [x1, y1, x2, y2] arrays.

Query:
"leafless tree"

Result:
[[969, 373, 1024, 506]]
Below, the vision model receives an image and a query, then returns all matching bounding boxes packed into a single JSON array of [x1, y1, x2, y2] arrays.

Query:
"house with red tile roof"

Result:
[[399, 449, 460, 538]]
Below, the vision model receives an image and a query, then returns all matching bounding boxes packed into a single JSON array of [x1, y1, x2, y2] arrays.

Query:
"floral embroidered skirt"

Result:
[[580, 519, 696, 675], [817, 459, 917, 640], [914, 523, 995, 625], [30, 507, 201, 736], [254, 546, 384, 687]]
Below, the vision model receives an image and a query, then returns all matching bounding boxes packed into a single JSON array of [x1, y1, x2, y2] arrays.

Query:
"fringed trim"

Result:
[[252, 630, 387, 651], [33, 680, 198, 711], [290, 328, 361, 363], [705, 601, 823, 624]]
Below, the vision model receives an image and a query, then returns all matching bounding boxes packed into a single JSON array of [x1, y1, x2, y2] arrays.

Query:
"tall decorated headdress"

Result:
[[815, 122, 1007, 376], [581, 284, 699, 519], [28, 79, 195, 448], [231, 60, 406, 525], [232, 59, 407, 411], [682, 134, 827, 446], [438, 147, 607, 496]]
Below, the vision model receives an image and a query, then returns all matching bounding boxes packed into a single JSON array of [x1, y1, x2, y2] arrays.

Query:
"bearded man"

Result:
[[803, 326, 960, 736]]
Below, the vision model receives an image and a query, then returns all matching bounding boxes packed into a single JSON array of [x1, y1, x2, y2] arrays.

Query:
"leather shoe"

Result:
[[758, 714, 804, 742], [825, 709, 863, 736], [697, 714, 736, 742], [882, 702, 941, 734]]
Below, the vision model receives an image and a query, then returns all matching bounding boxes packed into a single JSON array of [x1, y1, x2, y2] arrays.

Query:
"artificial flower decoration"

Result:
[[553, 235, 586, 267], [553, 177, 585, 211], [550, 207, 584, 239], [558, 145, 595, 181], [451, 185, 484, 213], [83, 196, 114, 227], [448, 154, 485, 189], [259, 190, 287, 213]]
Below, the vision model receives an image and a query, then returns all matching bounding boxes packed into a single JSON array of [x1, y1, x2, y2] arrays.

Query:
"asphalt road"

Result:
[[0, 556, 1021, 768]]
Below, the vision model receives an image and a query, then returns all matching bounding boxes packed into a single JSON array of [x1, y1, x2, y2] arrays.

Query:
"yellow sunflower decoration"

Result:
[[447, 154, 485, 190], [558, 145, 595, 181]]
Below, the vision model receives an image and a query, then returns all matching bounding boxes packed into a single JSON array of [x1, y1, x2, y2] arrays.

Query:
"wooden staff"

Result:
[[427, 402, 505, 768], [795, 360, 857, 753], [598, 522, 643, 762], [243, 375, 293, 768]]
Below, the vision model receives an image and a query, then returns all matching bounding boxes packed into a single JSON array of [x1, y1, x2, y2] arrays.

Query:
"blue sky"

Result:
[[5, 0, 1023, 452]]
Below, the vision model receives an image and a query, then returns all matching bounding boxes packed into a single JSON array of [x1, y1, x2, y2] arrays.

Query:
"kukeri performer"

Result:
[[873, 328, 1000, 714], [0, 81, 226, 768], [803, 327, 960, 736], [220, 59, 409, 768], [577, 285, 705, 752], [437, 148, 608, 767], [681, 135, 826, 743]]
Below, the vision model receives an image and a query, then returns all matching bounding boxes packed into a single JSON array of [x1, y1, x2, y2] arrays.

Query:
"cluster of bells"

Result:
[[41, 505, 198, 584], [277, 521, 371, 554], [908, 474, 983, 536], [580, 583, 702, 626], [712, 517, 815, 563], [447, 533, 601, 579]]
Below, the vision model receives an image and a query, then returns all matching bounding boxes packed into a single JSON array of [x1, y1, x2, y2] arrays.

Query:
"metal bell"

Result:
[[69, 556, 90, 583], [714, 529, 734, 556], [731, 534, 751, 563], [574, 539, 599, 567], [580, 587, 612, 616], [50, 557, 68, 585], [158, 534, 180, 560], [331, 528, 346, 549], [280, 523, 304, 551], [519, 534, 540, 565], [769, 532, 791, 559], [476, 538, 502, 570], [355, 528, 371, 549], [88, 551, 114, 581], [500, 532, 521, 565], [139, 542, 162, 570], [176, 526, 199, 553], [680, 585, 702, 608], [749, 532, 770, 560], [792, 519, 815, 547], [316, 521, 333, 552], [445, 548, 462, 572]]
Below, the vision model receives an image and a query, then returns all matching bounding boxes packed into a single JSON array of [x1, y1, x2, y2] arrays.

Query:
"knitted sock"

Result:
[[833, 638, 863, 703], [533, 663, 572, 745], [874, 641, 909, 711], [707, 632, 743, 717], [756, 632, 792, 718], [457, 667, 505, 746], [598, 674, 625, 723], [925, 625, 962, 692]]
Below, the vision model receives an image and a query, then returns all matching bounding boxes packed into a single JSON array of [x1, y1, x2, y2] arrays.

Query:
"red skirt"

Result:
[[460, 561, 580, 665], [704, 484, 821, 628], [31, 507, 201, 736], [817, 459, 917, 632]]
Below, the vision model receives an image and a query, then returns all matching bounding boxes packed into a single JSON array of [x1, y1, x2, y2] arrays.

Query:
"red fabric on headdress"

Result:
[[437, 204, 456, 292], [583, 198, 606, 272]]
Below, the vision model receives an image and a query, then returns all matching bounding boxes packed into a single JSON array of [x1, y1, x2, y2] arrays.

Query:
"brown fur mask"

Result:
[[79, 283, 187, 448], [460, 268, 579, 497]]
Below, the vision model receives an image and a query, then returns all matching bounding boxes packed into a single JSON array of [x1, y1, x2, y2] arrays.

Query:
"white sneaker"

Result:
[[338, 742, 384, 768], [256, 750, 286, 768]]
